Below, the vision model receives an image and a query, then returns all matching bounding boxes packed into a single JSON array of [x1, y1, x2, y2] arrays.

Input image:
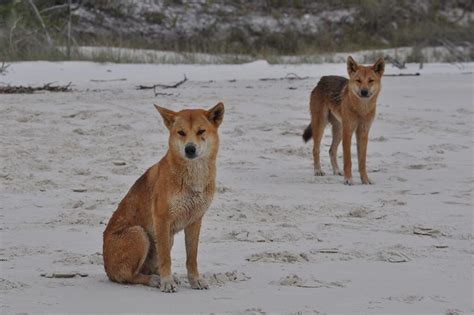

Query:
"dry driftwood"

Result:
[[136, 75, 187, 90], [413, 226, 441, 237], [0, 82, 72, 94], [259, 73, 309, 81], [90, 78, 127, 82], [41, 272, 88, 278], [154, 92, 174, 96], [384, 73, 420, 77]]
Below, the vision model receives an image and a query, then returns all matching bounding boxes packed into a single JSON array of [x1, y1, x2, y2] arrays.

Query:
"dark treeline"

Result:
[[0, 0, 472, 61]]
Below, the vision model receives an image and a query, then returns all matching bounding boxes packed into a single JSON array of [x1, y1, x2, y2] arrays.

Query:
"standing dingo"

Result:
[[303, 56, 384, 185]]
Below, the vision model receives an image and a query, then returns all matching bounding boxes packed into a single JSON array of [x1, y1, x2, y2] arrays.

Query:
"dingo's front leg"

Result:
[[342, 121, 356, 185], [155, 219, 177, 293], [356, 124, 372, 185], [185, 218, 208, 290]]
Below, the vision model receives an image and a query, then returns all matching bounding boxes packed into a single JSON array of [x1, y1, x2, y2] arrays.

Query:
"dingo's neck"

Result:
[[166, 152, 215, 192], [347, 90, 378, 115]]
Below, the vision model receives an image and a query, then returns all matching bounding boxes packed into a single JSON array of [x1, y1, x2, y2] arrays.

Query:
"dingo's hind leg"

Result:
[[328, 113, 343, 176], [103, 226, 159, 287], [311, 105, 328, 176]]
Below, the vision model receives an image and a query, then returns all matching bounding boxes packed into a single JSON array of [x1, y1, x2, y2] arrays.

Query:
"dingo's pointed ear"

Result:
[[207, 102, 224, 128], [347, 56, 358, 77], [154, 104, 176, 130], [373, 57, 385, 77]]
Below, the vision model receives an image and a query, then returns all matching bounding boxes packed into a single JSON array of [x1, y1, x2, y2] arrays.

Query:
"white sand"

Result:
[[1, 61, 472, 314]]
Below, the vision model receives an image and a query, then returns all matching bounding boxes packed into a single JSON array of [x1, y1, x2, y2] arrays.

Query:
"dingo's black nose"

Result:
[[361, 89, 369, 97], [185, 143, 197, 158]]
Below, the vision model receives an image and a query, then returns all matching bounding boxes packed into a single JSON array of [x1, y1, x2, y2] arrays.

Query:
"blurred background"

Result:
[[0, 0, 472, 64]]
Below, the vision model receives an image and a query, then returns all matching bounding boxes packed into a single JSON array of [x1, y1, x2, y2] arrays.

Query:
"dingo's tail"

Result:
[[302, 123, 312, 143]]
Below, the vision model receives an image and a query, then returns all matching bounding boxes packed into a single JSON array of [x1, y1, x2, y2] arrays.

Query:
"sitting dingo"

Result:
[[103, 102, 224, 293]]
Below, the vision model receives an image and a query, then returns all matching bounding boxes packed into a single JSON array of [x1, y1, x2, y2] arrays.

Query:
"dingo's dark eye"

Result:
[[356, 79, 362, 83], [197, 129, 206, 136], [368, 79, 374, 83], [178, 130, 186, 136]]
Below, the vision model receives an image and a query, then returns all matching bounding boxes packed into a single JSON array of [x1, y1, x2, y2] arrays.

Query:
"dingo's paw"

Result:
[[314, 169, 326, 176], [149, 275, 161, 287], [189, 276, 209, 290], [361, 177, 374, 185], [344, 178, 354, 185], [160, 276, 178, 293]]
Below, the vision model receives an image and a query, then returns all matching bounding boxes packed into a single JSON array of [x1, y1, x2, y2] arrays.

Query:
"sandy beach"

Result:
[[0, 61, 472, 314]]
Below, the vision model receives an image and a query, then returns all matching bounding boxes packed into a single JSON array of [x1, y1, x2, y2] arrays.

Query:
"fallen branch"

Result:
[[384, 73, 420, 77], [136, 75, 187, 90], [154, 91, 174, 97], [312, 248, 339, 254], [413, 226, 441, 237], [259, 73, 309, 81], [0, 82, 72, 94], [41, 272, 88, 278], [90, 78, 127, 82], [285, 73, 309, 80]]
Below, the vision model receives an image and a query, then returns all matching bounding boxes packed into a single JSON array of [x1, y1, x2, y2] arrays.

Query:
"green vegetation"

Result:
[[0, 0, 472, 63], [0, 0, 69, 61], [143, 11, 166, 24]]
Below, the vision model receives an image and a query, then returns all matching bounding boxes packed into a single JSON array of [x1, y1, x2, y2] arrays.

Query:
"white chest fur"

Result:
[[167, 159, 215, 233], [169, 190, 212, 233]]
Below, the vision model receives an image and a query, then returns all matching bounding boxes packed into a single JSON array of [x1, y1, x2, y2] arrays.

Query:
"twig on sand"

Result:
[[312, 248, 339, 254], [284, 73, 309, 80], [90, 78, 127, 82], [384, 73, 420, 77], [0, 82, 72, 94], [259, 73, 309, 81], [413, 226, 441, 237], [41, 272, 88, 278], [154, 91, 174, 96], [136, 75, 187, 90]]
